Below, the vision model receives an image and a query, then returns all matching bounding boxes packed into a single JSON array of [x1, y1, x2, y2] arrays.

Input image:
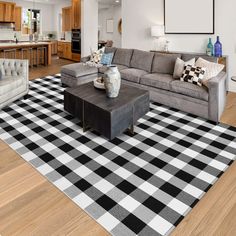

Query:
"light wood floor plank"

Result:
[[0, 165, 45, 208], [221, 92, 236, 127], [0, 148, 23, 174], [171, 161, 236, 236], [0, 57, 235, 236]]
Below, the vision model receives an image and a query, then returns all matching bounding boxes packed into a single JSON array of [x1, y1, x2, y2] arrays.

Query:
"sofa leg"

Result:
[[24, 94, 28, 100]]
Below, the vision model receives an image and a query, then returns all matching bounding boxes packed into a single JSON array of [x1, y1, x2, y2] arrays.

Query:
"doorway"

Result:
[[98, 0, 122, 48]]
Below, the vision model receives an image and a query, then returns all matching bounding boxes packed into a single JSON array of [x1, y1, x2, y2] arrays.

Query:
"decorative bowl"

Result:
[[93, 77, 105, 90]]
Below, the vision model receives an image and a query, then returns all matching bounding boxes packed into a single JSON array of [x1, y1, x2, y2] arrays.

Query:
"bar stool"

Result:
[[28, 48, 34, 67], [3, 49, 16, 59], [21, 48, 33, 67], [31, 47, 38, 67], [37, 47, 47, 66], [21, 48, 28, 59]]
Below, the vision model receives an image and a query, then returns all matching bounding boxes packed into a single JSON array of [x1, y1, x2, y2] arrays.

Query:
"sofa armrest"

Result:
[[208, 71, 227, 122], [80, 55, 91, 63]]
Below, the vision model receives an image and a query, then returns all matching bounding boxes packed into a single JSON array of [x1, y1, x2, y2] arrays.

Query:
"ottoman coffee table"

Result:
[[64, 82, 150, 140]]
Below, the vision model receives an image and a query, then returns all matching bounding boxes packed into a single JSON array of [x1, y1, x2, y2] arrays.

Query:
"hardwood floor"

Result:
[[29, 56, 72, 81], [0, 59, 236, 236], [220, 92, 236, 127], [0, 140, 109, 236]]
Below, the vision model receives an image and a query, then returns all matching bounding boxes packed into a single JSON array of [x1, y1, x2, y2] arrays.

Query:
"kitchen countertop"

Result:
[[58, 40, 71, 43], [0, 41, 52, 49]]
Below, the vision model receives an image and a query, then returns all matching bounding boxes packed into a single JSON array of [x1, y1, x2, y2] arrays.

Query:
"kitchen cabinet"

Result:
[[14, 6, 22, 31], [72, 53, 80, 62], [64, 43, 72, 59], [5, 2, 15, 22], [0, 1, 15, 22], [0, 3, 4, 21], [71, 0, 81, 29], [51, 41, 58, 55], [62, 7, 72, 32], [58, 41, 72, 60]]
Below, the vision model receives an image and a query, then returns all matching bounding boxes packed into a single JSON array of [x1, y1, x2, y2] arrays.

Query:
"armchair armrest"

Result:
[[208, 71, 227, 122]]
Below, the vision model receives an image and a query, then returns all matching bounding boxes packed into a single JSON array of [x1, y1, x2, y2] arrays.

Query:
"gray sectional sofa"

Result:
[[61, 47, 227, 123]]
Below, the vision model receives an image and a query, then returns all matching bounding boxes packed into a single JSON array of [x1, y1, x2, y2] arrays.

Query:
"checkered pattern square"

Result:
[[180, 65, 206, 86], [0, 75, 235, 236]]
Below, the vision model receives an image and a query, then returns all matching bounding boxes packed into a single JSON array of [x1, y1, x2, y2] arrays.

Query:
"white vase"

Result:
[[104, 65, 121, 98]]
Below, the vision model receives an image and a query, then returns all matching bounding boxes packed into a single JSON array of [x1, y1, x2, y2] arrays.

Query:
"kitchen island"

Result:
[[0, 42, 52, 66]]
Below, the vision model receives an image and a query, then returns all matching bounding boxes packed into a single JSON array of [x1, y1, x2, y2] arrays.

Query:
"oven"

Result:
[[72, 29, 81, 54]]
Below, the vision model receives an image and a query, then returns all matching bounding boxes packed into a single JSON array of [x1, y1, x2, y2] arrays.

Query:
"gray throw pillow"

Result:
[[173, 57, 195, 79], [0, 70, 2, 80]]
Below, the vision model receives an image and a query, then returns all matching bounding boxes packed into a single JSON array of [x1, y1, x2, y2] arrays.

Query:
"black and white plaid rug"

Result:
[[0, 75, 236, 236]]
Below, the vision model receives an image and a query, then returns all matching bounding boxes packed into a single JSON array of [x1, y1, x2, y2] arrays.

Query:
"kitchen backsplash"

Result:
[[0, 29, 60, 41]]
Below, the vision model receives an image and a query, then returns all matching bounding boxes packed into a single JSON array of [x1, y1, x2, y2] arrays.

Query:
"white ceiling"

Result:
[[23, 0, 121, 6], [98, 0, 121, 7], [23, 0, 70, 5]]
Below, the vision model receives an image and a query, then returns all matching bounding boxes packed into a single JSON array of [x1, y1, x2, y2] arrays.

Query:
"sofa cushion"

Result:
[[99, 64, 128, 74], [105, 47, 117, 54], [130, 49, 154, 72], [112, 48, 133, 67], [140, 73, 174, 91], [173, 57, 196, 79], [171, 80, 209, 101], [181, 53, 218, 63], [120, 68, 148, 83], [61, 63, 98, 78], [152, 53, 181, 74]]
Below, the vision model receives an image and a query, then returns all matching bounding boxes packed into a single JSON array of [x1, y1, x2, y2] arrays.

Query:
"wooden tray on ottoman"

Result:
[[64, 82, 150, 140]]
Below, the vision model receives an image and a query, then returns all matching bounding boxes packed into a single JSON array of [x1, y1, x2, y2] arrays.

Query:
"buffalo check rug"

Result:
[[0, 75, 236, 236]]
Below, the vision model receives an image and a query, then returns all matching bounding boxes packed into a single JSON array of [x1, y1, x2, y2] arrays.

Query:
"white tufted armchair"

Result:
[[0, 59, 29, 109]]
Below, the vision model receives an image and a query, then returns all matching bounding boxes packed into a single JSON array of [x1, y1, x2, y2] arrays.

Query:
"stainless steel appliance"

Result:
[[72, 29, 81, 54]]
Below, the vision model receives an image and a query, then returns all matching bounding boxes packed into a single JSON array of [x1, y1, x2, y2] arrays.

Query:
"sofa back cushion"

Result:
[[112, 48, 133, 67], [182, 53, 218, 63], [105, 47, 117, 54], [130, 49, 154, 72], [152, 53, 181, 74]]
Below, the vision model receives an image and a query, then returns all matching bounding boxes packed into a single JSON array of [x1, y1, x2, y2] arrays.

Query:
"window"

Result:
[[22, 9, 41, 35]]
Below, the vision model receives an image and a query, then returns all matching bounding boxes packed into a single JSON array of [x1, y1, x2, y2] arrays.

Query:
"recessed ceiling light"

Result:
[[115, 0, 120, 3]]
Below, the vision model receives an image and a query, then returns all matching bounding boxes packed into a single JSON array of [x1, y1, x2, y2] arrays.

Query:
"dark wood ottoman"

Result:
[[64, 82, 150, 140]]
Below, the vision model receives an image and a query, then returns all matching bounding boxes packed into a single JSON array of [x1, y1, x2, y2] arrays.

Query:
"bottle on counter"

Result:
[[14, 33, 18, 44], [34, 33, 39, 43], [214, 36, 222, 57], [206, 38, 213, 56], [29, 34, 33, 43]]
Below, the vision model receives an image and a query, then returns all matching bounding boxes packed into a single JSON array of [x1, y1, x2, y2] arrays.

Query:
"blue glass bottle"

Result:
[[214, 36, 222, 57], [206, 38, 213, 56]]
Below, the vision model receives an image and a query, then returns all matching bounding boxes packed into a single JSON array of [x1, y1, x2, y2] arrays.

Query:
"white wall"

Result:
[[53, 0, 71, 40], [98, 5, 121, 47], [81, 0, 98, 57], [122, 0, 163, 51], [122, 0, 236, 92]]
